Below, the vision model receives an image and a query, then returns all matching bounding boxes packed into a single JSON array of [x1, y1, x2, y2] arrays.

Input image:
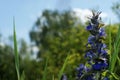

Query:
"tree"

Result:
[[29, 10, 89, 79], [0, 44, 17, 80]]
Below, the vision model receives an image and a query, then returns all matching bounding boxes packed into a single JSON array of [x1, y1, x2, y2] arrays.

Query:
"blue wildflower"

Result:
[[103, 77, 109, 80], [85, 51, 96, 60], [101, 49, 107, 56], [61, 74, 67, 80], [76, 64, 85, 71], [92, 59, 108, 71], [86, 24, 92, 30], [76, 11, 109, 80], [88, 36, 95, 44], [85, 52, 93, 59], [85, 75, 94, 80], [99, 28, 106, 37], [102, 44, 107, 48], [76, 64, 85, 77]]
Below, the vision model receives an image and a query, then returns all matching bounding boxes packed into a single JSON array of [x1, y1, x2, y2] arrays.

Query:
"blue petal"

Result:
[[76, 64, 84, 71], [99, 28, 106, 36], [77, 72, 83, 78], [92, 63, 102, 70], [102, 62, 108, 68], [85, 52, 92, 59], [102, 44, 107, 48], [88, 36, 95, 44], [103, 77, 109, 80], [61, 74, 67, 80], [86, 25, 92, 30], [85, 75, 94, 80], [101, 50, 107, 55], [85, 51, 96, 60]]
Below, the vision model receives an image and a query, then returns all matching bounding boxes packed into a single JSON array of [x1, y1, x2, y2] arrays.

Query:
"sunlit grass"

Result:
[[13, 19, 25, 80], [13, 19, 20, 80], [109, 24, 120, 80]]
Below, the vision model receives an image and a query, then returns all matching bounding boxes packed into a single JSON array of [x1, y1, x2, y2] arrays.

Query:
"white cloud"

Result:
[[32, 46, 39, 53], [0, 42, 5, 47], [72, 8, 108, 24]]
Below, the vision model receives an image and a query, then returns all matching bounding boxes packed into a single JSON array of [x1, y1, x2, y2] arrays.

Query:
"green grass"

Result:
[[42, 59, 48, 80], [109, 24, 120, 80], [13, 19, 25, 80], [13, 19, 20, 80], [108, 23, 112, 69], [58, 55, 69, 80]]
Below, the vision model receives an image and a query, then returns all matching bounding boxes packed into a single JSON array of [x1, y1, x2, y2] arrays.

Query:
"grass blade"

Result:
[[13, 19, 20, 80], [58, 55, 69, 80], [42, 59, 48, 80], [110, 72, 119, 80], [52, 75, 55, 80], [117, 56, 120, 67], [110, 25, 120, 72], [108, 23, 112, 70], [21, 71, 25, 80]]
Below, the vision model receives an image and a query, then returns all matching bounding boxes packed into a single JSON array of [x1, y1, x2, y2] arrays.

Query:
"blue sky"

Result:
[[0, 0, 119, 44]]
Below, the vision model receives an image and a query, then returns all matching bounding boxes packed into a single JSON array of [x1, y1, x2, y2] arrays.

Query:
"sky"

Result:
[[0, 0, 119, 44]]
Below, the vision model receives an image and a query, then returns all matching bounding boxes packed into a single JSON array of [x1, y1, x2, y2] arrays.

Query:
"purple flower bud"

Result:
[[85, 75, 95, 80], [102, 44, 107, 48], [86, 24, 92, 30], [99, 28, 106, 37], [92, 59, 108, 71], [101, 49, 107, 56], [61, 74, 67, 80], [103, 77, 109, 80]]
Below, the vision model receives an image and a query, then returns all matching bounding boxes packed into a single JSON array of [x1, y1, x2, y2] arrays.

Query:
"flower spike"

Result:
[[76, 11, 109, 80]]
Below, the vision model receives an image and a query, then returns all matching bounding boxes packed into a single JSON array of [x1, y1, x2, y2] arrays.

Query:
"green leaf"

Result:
[[52, 75, 55, 80], [42, 59, 48, 80], [110, 72, 119, 80], [21, 71, 25, 80], [58, 55, 69, 80], [13, 18, 20, 80], [110, 25, 120, 72], [108, 23, 112, 70], [117, 56, 120, 67]]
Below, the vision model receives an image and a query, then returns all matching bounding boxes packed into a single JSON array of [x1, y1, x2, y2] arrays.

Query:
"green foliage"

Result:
[[0, 10, 120, 80], [28, 10, 120, 79], [13, 19, 20, 80], [0, 45, 16, 80], [30, 10, 88, 79], [42, 59, 48, 80], [109, 25, 120, 80], [58, 55, 69, 80], [13, 20, 25, 80], [106, 24, 120, 80], [109, 25, 120, 72]]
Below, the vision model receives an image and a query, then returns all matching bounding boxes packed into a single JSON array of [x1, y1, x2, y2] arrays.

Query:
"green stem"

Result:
[[96, 72, 101, 80]]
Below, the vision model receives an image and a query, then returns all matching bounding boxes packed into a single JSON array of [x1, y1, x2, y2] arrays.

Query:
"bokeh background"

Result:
[[0, 0, 120, 80]]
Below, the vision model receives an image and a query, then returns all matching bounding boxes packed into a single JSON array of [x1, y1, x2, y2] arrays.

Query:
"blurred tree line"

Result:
[[29, 10, 89, 79], [0, 2, 120, 80]]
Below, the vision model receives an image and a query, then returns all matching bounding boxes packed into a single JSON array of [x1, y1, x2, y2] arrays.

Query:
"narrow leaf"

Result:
[[58, 55, 69, 80], [110, 25, 120, 72], [13, 18, 20, 80], [42, 59, 48, 80]]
